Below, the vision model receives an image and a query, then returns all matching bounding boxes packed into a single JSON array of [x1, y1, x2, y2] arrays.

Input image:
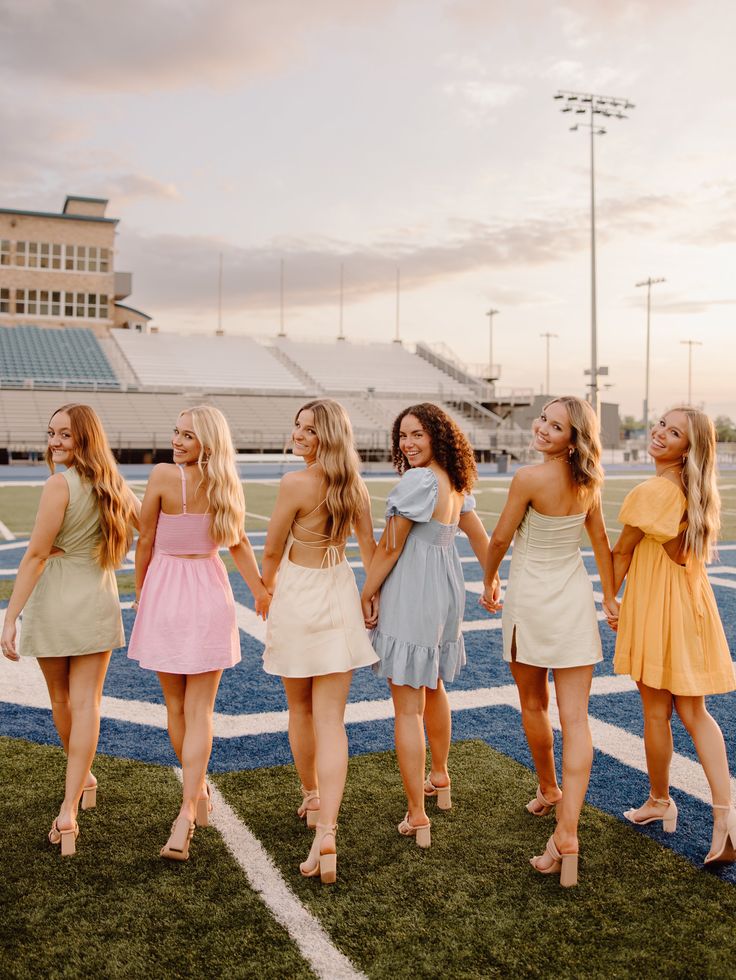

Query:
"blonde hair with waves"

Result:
[[46, 403, 135, 570], [543, 396, 604, 507], [183, 405, 245, 547], [295, 399, 365, 542], [668, 406, 720, 562]]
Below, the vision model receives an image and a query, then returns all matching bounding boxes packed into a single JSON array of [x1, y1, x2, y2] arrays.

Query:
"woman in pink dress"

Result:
[[128, 405, 270, 860]]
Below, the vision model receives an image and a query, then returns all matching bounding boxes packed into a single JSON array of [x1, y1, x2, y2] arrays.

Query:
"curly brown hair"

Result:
[[391, 403, 477, 493]]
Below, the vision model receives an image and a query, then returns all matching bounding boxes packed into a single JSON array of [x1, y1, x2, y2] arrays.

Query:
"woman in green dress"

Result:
[[1, 404, 139, 855]]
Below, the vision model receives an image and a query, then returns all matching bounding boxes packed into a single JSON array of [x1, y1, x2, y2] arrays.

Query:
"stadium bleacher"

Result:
[[0, 325, 119, 389], [110, 331, 307, 392], [0, 327, 509, 459]]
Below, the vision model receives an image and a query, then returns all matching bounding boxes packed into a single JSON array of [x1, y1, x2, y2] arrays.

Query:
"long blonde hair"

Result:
[[668, 406, 720, 562], [46, 404, 134, 569], [183, 405, 245, 547], [296, 399, 365, 542], [543, 397, 604, 506]]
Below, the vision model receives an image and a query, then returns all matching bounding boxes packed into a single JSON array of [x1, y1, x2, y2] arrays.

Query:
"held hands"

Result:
[[479, 575, 502, 614], [255, 587, 272, 621], [603, 596, 620, 632], [361, 593, 379, 630], [1, 619, 19, 661]]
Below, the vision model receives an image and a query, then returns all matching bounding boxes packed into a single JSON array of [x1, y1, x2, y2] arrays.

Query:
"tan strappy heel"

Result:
[[300, 823, 337, 884], [424, 776, 451, 811], [526, 785, 560, 817], [624, 795, 678, 833], [195, 782, 213, 827], [297, 785, 320, 828], [398, 813, 431, 848], [160, 815, 195, 861], [81, 780, 97, 811], [530, 835, 578, 887], [49, 818, 80, 856], [704, 805, 736, 865]]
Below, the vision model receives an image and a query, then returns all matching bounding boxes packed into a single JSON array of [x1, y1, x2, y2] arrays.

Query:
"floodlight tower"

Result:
[[636, 276, 665, 428], [540, 331, 559, 395], [680, 339, 702, 404], [554, 89, 635, 414]]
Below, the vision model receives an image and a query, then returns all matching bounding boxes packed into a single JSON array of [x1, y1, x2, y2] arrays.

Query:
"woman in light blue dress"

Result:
[[361, 403, 489, 847]]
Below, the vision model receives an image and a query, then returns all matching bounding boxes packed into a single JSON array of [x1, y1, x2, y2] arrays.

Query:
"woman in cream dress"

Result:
[[1, 404, 139, 856], [262, 399, 378, 884], [482, 397, 619, 886]]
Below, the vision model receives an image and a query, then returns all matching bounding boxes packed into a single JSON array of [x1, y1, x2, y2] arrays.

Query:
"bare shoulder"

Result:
[[511, 463, 545, 490], [149, 463, 177, 485]]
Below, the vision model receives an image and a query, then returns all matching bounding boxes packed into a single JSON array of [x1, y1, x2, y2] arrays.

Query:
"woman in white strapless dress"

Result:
[[482, 397, 619, 886]]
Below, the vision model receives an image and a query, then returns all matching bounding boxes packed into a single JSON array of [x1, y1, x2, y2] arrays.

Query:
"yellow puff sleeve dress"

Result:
[[613, 477, 735, 696]]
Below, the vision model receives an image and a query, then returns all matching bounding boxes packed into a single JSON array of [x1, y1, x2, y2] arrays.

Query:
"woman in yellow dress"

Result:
[[613, 407, 736, 864]]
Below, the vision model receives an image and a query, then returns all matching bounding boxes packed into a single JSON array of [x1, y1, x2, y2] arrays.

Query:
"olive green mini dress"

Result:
[[19, 467, 125, 658]]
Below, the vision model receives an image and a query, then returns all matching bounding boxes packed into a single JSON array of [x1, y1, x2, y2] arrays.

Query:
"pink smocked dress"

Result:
[[127, 466, 240, 674]]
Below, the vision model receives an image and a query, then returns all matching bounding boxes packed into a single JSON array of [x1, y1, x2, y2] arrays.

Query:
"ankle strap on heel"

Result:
[[712, 804, 733, 811], [650, 796, 672, 806]]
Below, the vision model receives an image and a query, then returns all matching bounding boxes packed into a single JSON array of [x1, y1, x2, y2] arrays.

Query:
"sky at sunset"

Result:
[[2, 0, 734, 418]]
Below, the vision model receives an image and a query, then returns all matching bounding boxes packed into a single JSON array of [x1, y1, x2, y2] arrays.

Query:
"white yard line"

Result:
[[0, 520, 16, 541], [173, 769, 366, 980]]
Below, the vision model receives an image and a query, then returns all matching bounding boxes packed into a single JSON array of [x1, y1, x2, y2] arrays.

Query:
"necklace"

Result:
[[657, 460, 683, 477], [544, 451, 569, 464]]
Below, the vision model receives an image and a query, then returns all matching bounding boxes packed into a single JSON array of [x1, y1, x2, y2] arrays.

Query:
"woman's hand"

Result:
[[603, 596, 620, 632], [479, 576, 502, 614], [1, 618, 19, 661], [362, 593, 379, 629], [255, 589, 272, 621]]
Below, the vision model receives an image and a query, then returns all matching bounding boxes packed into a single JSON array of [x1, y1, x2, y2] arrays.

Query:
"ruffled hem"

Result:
[[370, 629, 465, 690]]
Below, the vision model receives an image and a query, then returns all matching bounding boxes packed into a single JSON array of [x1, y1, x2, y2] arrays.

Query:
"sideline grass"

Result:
[[0, 738, 313, 980], [218, 741, 736, 978]]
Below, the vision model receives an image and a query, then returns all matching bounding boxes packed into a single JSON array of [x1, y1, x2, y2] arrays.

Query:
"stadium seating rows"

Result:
[[0, 325, 119, 388]]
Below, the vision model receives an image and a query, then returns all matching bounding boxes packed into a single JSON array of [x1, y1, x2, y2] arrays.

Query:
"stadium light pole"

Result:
[[636, 276, 665, 428], [393, 267, 402, 344], [680, 339, 702, 404], [540, 331, 558, 395], [338, 263, 345, 340], [277, 258, 286, 337], [555, 89, 635, 415], [486, 308, 499, 378]]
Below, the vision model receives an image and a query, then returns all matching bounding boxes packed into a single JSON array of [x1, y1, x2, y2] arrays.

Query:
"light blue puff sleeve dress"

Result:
[[371, 467, 475, 689]]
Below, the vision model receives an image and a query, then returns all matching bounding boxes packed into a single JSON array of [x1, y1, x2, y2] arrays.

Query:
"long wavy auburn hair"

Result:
[[46, 404, 134, 569], [391, 403, 477, 493], [295, 399, 366, 542], [183, 405, 245, 547], [667, 406, 720, 562], [542, 397, 604, 507]]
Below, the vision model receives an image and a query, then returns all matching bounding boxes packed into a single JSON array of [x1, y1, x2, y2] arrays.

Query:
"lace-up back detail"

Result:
[[290, 497, 343, 568]]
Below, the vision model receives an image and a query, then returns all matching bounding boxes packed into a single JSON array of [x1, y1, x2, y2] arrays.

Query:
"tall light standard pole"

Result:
[[636, 276, 665, 428], [540, 332, 559, 395], [554, 89, 635, 414], [486, 308, 499, 378], [680, 339, 702, 404]]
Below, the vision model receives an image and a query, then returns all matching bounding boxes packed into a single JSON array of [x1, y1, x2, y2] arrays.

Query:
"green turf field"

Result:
[[2, 737, 735, 979]]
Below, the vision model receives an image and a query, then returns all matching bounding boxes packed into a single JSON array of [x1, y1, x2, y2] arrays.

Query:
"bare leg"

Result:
[[547, 665, 594, 859], [627, 683, 675, 821], [39, 651, 112, 831], [37, 657, 96, 793], [674, 694, 733, 858], [423, 681, 451, 788], [159, 670, 222, 823], [282, 677, 319, 816], [509, 660, 562, 803], [390, 682, 429, 826], [159, 672, 186, 763], [300, 672, 352, 873]]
